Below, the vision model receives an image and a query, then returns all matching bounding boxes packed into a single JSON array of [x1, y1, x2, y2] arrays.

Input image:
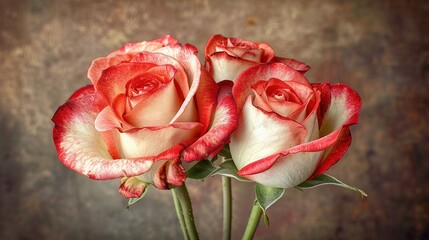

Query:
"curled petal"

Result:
[[154, 44, 202, 124], [237, 110, 346, 177], [52, 87, 155, 180], [182, 82, 238, 162], [96, 62, 157, 105], [118, 122, 203, 159], [233, 63, 311, 114], [245, 151, 324, 189], [130, 51, 189, 97], [205, 34, 275, 63], [88, 35, 179, 86], [119, 177, 147, 198], [194, 68, 219, 133], [153, 158, 186, 190], [231, 96, 307, 171], [272, 57, 311, 74], [123, 77, 183, 127], [206, 52, 259, 82], [88, 54, 134, 86], [111, 35, 178, 56], [68, 85, 95, 100], [95, 106, 122, 131], [311, 83, 362, 177]]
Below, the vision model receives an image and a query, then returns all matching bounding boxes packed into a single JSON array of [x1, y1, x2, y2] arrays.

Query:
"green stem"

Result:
[[241, 202, 262, 240], [172, 189, 189, 240], [222, 158, 232, 240], [172, 183, 199, 240]]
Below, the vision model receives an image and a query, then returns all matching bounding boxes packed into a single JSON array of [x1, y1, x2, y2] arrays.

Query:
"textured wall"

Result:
[[0, 0, 428, 239]]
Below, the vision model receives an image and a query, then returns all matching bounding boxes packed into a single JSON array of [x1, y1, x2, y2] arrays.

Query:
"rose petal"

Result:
[[154, 44, 202, 124], [206, 51, 259, 82], [88, 35, 179, 85], [237, 126, 342, 177], [215, 46, 264, 62], [130, 51, 189, 97], [318, 83, 361, 137], [254, 79, 316, 120], [118, 122, 203, 159], [68, 85, 95, 100], [130, 50, 200, 125], [152, 158, 186, 189], [310, 128, 352, 178], [205, 34, 275, 63], [194, 69, 219, 133], [52, 87, 155, 180], [100, 129, 122, 159], [244, 151, 324, 188], [233, 63, 311, 114], [95, 106, 122, 131], [119, 177, 147, 198], [123, 76, 183, 127], [88, 54, 134, 86], [272, 57, 311, 74], [183, 82, 238, 162], [166, 158, 187, 186], [230, 96, 307, 170], [96, 62, 158, 104], [311, 83, 362, 176]]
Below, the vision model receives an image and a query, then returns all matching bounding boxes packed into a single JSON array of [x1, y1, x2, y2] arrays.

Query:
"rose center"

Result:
[[132, 82, 155, 95], [267, 86, 301, 105], [127, 77, 160, 99], [272, 90, 287, 101]]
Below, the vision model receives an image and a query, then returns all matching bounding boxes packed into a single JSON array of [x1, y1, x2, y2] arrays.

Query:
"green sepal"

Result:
[[186, 159, 218, 180], [127, 183, 150, 209], [214, 160, 249, 182], [186, 158, 250, 182], [297, 174, 367, 198], [255, 183, 285, 225], [218, 144, 232, 159]]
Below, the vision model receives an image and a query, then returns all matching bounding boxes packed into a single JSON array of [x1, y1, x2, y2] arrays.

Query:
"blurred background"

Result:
[[0, 0, 427, 239]]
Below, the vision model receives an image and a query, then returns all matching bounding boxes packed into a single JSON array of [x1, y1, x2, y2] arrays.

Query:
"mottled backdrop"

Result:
[[0, 0, 428, 239]]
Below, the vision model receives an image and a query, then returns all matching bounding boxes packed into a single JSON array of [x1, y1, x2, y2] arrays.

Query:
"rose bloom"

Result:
[[229, 63, 361, 188], [205, 34, 310, 83], [52, 36, 237, 198]]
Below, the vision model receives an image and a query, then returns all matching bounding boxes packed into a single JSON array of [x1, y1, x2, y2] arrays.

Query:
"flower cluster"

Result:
[[52, 34, 363, 239], [52, 34, 361, 198]]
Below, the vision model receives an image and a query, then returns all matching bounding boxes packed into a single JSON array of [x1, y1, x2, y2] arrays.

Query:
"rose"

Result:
[[52, 35, 237, 198], [205, 34, 310, 83], [229, 63, 361, 188]]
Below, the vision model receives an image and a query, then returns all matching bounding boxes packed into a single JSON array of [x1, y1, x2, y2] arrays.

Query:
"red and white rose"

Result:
[[52, 35, 237, 198], [229, 63, 361, 188], [205, 34, 310, 83]]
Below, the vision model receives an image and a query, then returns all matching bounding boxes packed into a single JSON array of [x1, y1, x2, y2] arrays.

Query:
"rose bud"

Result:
[[204, 34, 310, 83]]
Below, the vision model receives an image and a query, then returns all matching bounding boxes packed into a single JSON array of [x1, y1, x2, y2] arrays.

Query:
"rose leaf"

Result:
[[297, 174, 367, 198]]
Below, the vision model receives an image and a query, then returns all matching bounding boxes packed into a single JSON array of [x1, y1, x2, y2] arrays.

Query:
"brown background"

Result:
[[0, 0, 428, 239]]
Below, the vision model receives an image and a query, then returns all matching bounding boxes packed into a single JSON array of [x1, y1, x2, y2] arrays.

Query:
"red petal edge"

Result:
[[310, 83, 362, 177], [182, 81, 238, 162], [52, 86, 182, 180]]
